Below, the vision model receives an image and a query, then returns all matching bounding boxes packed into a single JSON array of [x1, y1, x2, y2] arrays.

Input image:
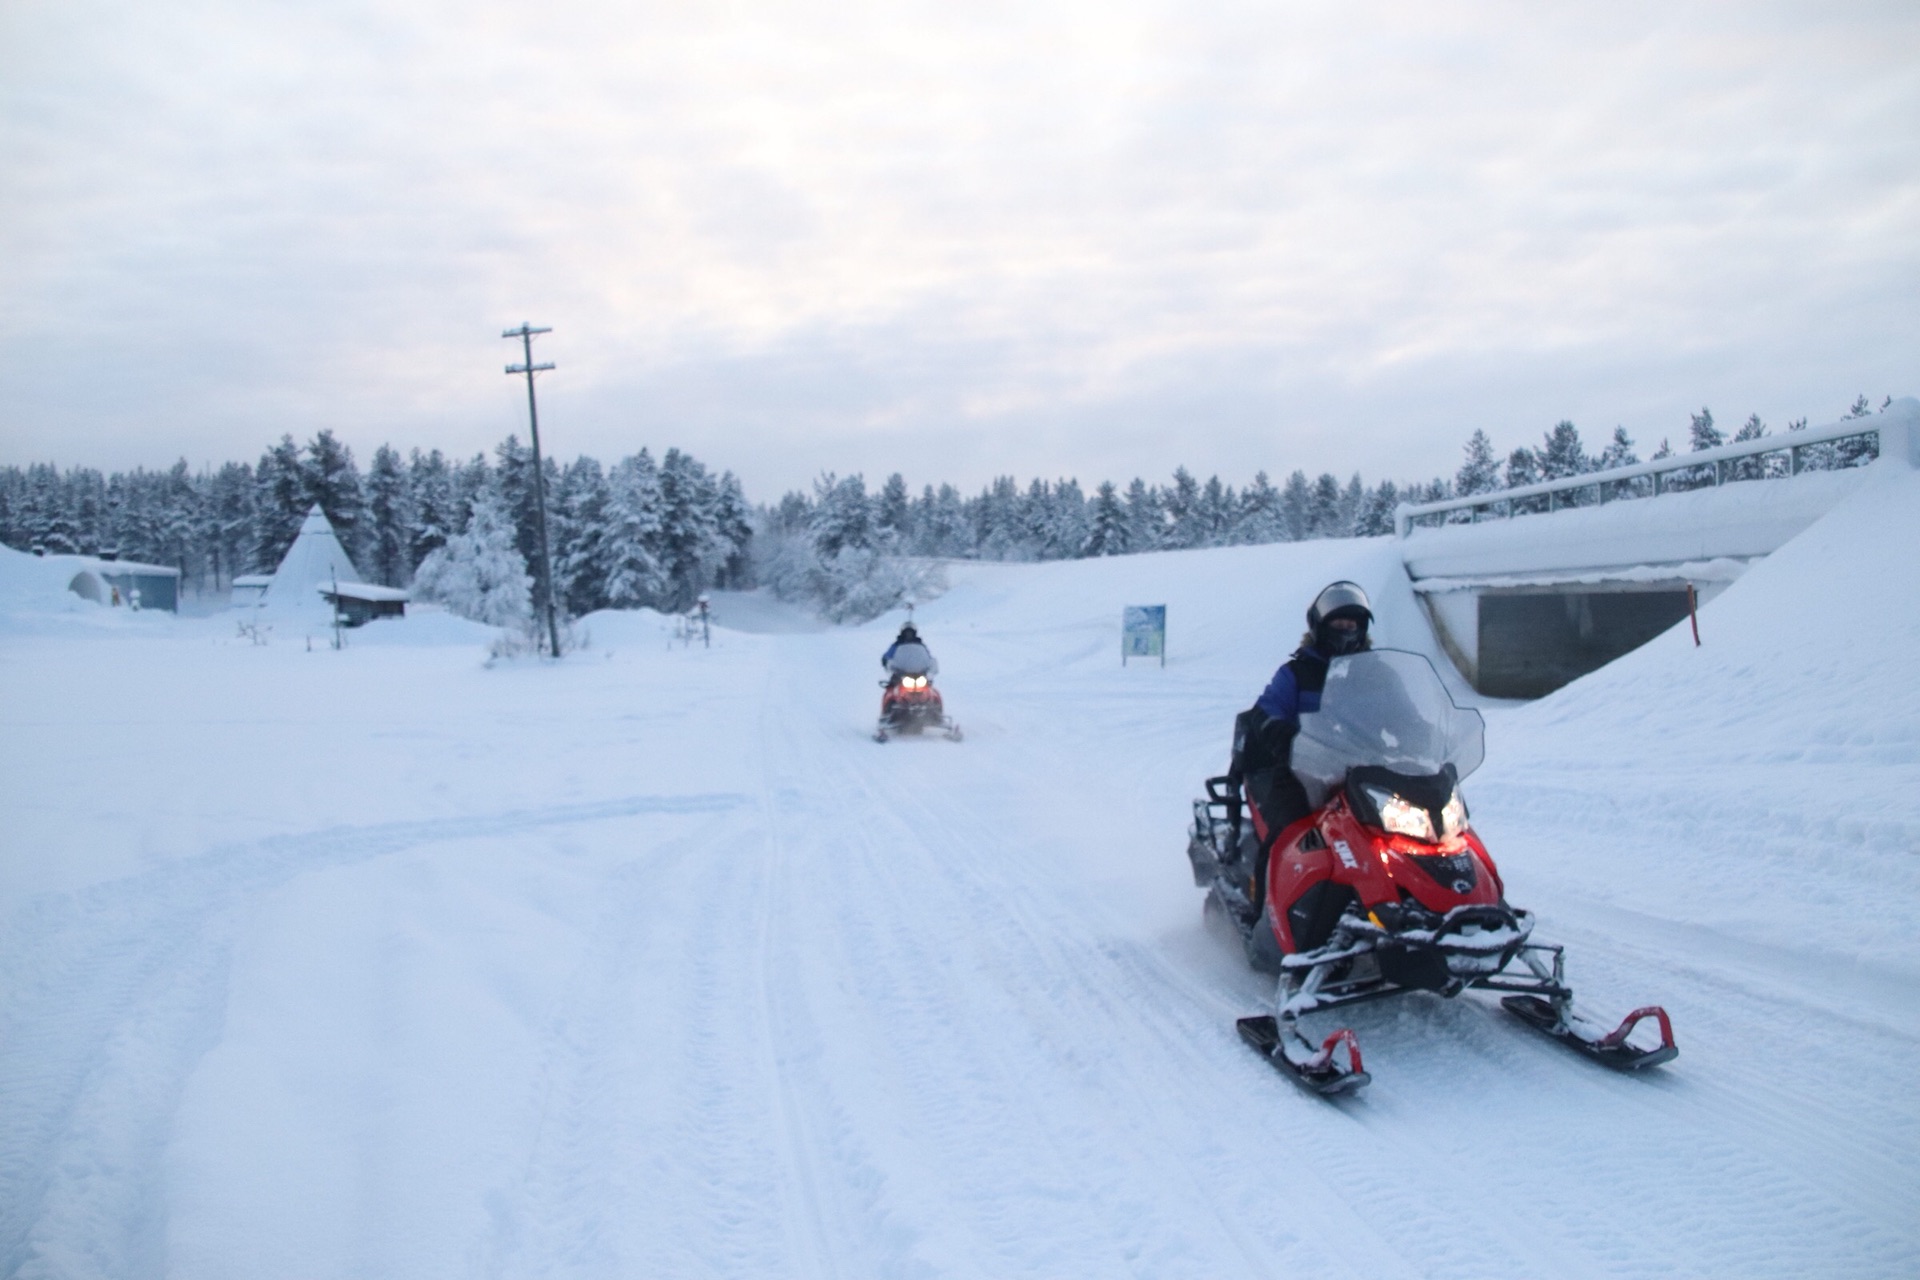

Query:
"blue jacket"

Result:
[[1254, 646, 1329, 725]]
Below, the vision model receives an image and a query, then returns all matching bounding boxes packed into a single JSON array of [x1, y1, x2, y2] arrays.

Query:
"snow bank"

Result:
[[344, 604, 497, 648], [1402, 462, 1869, 581], [1475, 462, 1920, 976], [0, 545, 179, 637], [0, 546, 101, 615], [908, 533, 1482, 709]]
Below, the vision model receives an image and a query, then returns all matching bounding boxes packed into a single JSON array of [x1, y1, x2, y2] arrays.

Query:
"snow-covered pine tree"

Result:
[[451, 453, 491, 534], [811, 473, 874, 559], [927, 483, 969, 557], [1354, 480, 1400, 537], [0, 471, 19, 549], [207, 461, 254, 584], [603, 450, 667, 608], [875, 473, 912, 549], [1455, 430, 1500, 497], [411, 488, 532, 626], [70, 468, 108, 556], [1672, 408, 1723, 490], [1504, 447, 1544, 512], [155, 459, 200, 585], [1200, 475, 1234, 546], [1162, 468, 1203, 549], [1307, 473, 1342, 538], [1238, 471, 1283, 544], [974, 476, 1022, 560], [771, 491, 810, 536], [1688, 407, 1722, 451], [1018, 478, 1054, 558], [253, 435, 308, 570], [303, 430, 368, 562], [365, 445, 413, 586], [1280, 471, 1312, 541], [712, 471, 754, 588], [492, 435, 540, 567], [1539, 421, 1588, 481], [1594, 427, 1642, 498], [657, 448, 724, 610], [1045, 479, 1090, 558], [1084, 480, 1129, 556], [407, 449, 455, 573], [1596, 427, 1638, 470], [1337, 473, 1366, 537], [1123, 478, 1161, 552], [552, 456, 612, 615], [25, 463, 80, 553]]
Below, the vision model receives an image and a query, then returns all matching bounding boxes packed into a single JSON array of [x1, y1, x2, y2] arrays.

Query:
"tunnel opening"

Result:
[[1475, 587, 1694, 698]]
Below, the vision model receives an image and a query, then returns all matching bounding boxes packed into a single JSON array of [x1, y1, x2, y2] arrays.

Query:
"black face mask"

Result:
[[1318, 622, 1367, 655]]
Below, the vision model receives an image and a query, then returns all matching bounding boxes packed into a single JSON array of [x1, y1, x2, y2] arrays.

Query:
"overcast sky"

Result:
[[2, 0, 1915, 501]]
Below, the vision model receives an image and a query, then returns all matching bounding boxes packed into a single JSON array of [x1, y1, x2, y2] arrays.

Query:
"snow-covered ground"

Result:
[[2, 468, 1916, 1278]]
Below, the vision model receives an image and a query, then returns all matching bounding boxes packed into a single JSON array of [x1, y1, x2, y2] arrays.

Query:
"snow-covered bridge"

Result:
[[1396, 398, 1919, 696]]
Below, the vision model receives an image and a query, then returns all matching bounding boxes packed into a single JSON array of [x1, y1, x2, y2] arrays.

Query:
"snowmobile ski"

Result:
[[1500, 996, 1678, 1071], [1236, 1016, 1370, 1096]]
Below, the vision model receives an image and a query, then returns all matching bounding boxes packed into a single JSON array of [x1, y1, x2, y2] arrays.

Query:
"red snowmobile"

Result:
[[875, 652, 960, 740], [1187, 649, 1676, 1095], [875, 672, 962, 742]]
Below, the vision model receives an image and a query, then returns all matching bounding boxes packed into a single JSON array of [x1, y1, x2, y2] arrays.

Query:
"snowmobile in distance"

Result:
[[875, 673, 961, 742], [873, 631, 962, 745], [1186, 649, 1675, 1096]]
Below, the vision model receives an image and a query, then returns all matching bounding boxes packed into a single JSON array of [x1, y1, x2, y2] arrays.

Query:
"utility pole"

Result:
[[503, 323, 563, 658]]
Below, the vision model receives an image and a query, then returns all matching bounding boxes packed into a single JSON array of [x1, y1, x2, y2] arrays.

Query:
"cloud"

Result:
[[2, 0, 1915, 495]]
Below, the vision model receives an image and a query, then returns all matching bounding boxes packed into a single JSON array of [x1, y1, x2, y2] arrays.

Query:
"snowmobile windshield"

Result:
[[886, 642, 935, 676], [1289, 650, 1485, 806]]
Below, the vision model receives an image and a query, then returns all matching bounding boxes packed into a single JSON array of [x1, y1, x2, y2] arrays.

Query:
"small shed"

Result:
[[317, 581, 410, 627], [230, 573, 272, 609]]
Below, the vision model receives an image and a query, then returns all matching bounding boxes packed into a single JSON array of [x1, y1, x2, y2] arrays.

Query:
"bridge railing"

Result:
[[1395, 412, 1904, 537]]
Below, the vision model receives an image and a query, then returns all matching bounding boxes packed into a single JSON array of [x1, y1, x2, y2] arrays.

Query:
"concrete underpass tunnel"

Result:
[[1475, 586, 1695, 698], [1421, 582, 1713, 699]]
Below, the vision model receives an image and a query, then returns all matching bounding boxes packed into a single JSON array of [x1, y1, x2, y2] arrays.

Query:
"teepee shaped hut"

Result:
[[267, 504, 363, 606]]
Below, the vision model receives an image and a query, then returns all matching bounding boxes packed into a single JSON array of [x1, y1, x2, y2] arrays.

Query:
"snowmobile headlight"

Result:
[[1366, 787, 1436, 841], [1439, 790, 1470, 839]]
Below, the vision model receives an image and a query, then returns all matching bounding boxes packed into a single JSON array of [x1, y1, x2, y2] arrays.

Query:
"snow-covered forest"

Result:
[[0, 395, 1886, 622], [0, 432, 756, 618]]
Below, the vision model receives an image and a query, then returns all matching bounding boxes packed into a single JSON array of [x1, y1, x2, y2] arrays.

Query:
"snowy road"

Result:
[[3, 471, 1918, 1277]]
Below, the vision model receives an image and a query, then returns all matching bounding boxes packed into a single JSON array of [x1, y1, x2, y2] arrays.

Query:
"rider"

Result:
[[882, 623, 938, 685], [1231, 582, 1374, 866]]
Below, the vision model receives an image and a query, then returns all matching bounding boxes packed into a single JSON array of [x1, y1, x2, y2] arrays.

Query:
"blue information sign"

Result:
[[1122, 605, 1166, 666]]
